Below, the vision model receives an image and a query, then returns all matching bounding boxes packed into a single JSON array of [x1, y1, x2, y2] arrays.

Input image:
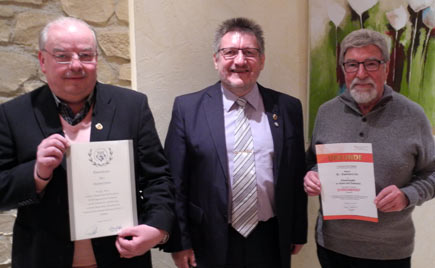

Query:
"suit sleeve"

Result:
[[0, 104, 39, 210], [163, 98, 192, 252], [135, 95, 175, 234]]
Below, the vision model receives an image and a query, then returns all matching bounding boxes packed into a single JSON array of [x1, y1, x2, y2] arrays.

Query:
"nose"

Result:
[[356, 63, 368, 79], [69, 54, 83, 71], [233, 50, 246, 65]]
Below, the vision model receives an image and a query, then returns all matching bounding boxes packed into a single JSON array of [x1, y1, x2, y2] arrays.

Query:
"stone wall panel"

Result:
[[0, 6, 14, 18], [23, 80, 45, 93], [119, 63, 131, 81], [97, 59, 118, 84], [0, 97, 11, 104], [115, 0, 129, 23], [61, 0, 115, 24], [0, 20, 10, 42], [0, 0, 42, 4], [97, 29, 130, 59], [0, 50, 38, 93], [14, 11, 58, 49]]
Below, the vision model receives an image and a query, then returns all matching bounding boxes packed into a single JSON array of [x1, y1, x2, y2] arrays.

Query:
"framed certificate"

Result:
[[316, 143, 378, 222], [66, 140, 138, 241]]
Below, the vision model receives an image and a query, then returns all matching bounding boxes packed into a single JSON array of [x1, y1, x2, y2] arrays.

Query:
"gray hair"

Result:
[[213, 17, 265, 55], [39, 16, 97, 50], [339, 29, 390, 65]]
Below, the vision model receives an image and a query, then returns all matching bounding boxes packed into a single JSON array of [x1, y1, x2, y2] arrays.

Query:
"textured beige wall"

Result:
[[0, 0, 131, 105], [132, 1, 435, 268], [131, 0, 308, 140]]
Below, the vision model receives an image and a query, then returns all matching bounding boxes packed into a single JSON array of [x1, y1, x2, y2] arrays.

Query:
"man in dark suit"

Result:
[[0, 17, 174, 268], [164, 17, 307, 268]]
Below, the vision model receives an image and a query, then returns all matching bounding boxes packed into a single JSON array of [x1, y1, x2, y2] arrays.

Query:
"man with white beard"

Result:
[[304, 29, 435, 267]]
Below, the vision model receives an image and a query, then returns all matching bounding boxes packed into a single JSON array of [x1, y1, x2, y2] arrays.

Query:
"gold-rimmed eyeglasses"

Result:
[[41, 49, 97, 64]]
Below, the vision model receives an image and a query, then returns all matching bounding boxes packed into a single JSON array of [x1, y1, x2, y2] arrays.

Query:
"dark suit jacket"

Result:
[[0, 82, 174, 268], [164, 82, 307, 268]]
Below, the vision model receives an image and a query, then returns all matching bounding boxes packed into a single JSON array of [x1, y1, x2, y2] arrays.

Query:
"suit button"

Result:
[[359, 132, 364, 137]]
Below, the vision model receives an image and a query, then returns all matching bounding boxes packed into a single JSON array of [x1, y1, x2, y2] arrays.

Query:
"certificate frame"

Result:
[[66, 140, 138, 241], [316, 143, 378, 222]]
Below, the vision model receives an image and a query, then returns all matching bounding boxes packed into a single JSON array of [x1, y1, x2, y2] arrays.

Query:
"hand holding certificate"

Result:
[[66, 140, 138, 241], [316, 143, 378, 222]]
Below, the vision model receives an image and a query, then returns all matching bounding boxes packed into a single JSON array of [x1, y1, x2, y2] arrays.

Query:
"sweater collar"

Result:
[[338, 85, 394, 115]]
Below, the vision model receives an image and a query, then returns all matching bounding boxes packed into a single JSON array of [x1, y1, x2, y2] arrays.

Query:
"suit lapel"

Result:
[[259, 85, 283, 183], [90, 83, 116, 142], [33, 85, 63, 138], [203, 83, 229, 181], [32, 85, 66, 169]]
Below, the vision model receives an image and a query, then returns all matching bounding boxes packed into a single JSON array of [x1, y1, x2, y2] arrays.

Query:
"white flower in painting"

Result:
[[408, 0, 434, 13], [348, 0, 379, 15], [386, 5, 409, 31], [422, 6, 435, 28], [327, 1, 346, 27]]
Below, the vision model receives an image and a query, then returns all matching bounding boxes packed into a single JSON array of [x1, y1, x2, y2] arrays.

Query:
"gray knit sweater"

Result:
[[307, 85, 435, 260]]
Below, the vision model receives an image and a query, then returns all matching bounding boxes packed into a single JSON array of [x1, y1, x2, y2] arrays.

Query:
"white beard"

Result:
[[349, 78, 378, 104], [350, 87, 378, 104]]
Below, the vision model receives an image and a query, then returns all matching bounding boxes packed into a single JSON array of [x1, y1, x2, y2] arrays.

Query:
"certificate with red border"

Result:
[[316, 143, 378, 222]]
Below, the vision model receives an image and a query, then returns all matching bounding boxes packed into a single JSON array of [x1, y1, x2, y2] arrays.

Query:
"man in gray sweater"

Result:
[[304, 29, 435, 267]]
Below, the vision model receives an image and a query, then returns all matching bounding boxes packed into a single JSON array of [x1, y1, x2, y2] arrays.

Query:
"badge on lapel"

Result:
[[273, 113, 279, 127]]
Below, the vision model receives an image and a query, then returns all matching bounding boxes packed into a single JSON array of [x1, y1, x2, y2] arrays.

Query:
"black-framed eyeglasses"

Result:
[[217, 47, 261, 59], [342, 59, 385, 73], [41, 49, 97, 64]]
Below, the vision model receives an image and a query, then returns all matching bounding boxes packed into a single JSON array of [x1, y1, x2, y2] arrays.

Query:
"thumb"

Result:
[[117, 226, 135, 237]]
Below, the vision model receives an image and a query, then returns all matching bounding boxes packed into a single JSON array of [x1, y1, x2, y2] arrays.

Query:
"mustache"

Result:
[[350, 77, 376, 89], [64, 70, 86, 79]]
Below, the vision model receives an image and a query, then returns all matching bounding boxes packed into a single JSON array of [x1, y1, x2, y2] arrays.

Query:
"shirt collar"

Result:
[[51, 88, 95, 125], [221, 83, 261, 112], [51, 89, 95, 108]]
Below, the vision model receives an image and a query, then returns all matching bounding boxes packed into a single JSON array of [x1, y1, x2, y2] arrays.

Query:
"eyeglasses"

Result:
[[217, 47, 261, 59], [342, 59, 385, 73], [41, 49, 97, 64]]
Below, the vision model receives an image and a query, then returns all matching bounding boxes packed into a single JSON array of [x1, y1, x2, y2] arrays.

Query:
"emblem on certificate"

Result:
[[66, 140, 138, 241], [88, 148, 113, 166], [316, 143, 378, 222]]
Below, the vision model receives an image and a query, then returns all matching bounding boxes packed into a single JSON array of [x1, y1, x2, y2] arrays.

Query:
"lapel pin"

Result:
[[274, 122, 279, 127], [273, 114, 278, 120], [95, 123, 103, 130]]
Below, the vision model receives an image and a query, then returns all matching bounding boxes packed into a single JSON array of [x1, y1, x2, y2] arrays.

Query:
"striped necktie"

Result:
[[231, 98, 258, 237]]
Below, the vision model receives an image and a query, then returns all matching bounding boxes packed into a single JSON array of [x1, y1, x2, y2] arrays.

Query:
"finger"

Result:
[[116, 236, 135, 254], [374, 186, 394, 203], [305, 181, 320, 191], [48, 133, 69, 146], [115, 238, 125, 256], [376, 193, 394, 209], [378, 201, 398, 212], [304, 181, 321, 196], [40, 136, 68, 151], [307, 171, 321, 184], [189, 252, 197, 267], [376, 191, 400, 211], [305, 188, 320, 196], [117, 226, 138, 238], [39, 147, 65, 161]]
